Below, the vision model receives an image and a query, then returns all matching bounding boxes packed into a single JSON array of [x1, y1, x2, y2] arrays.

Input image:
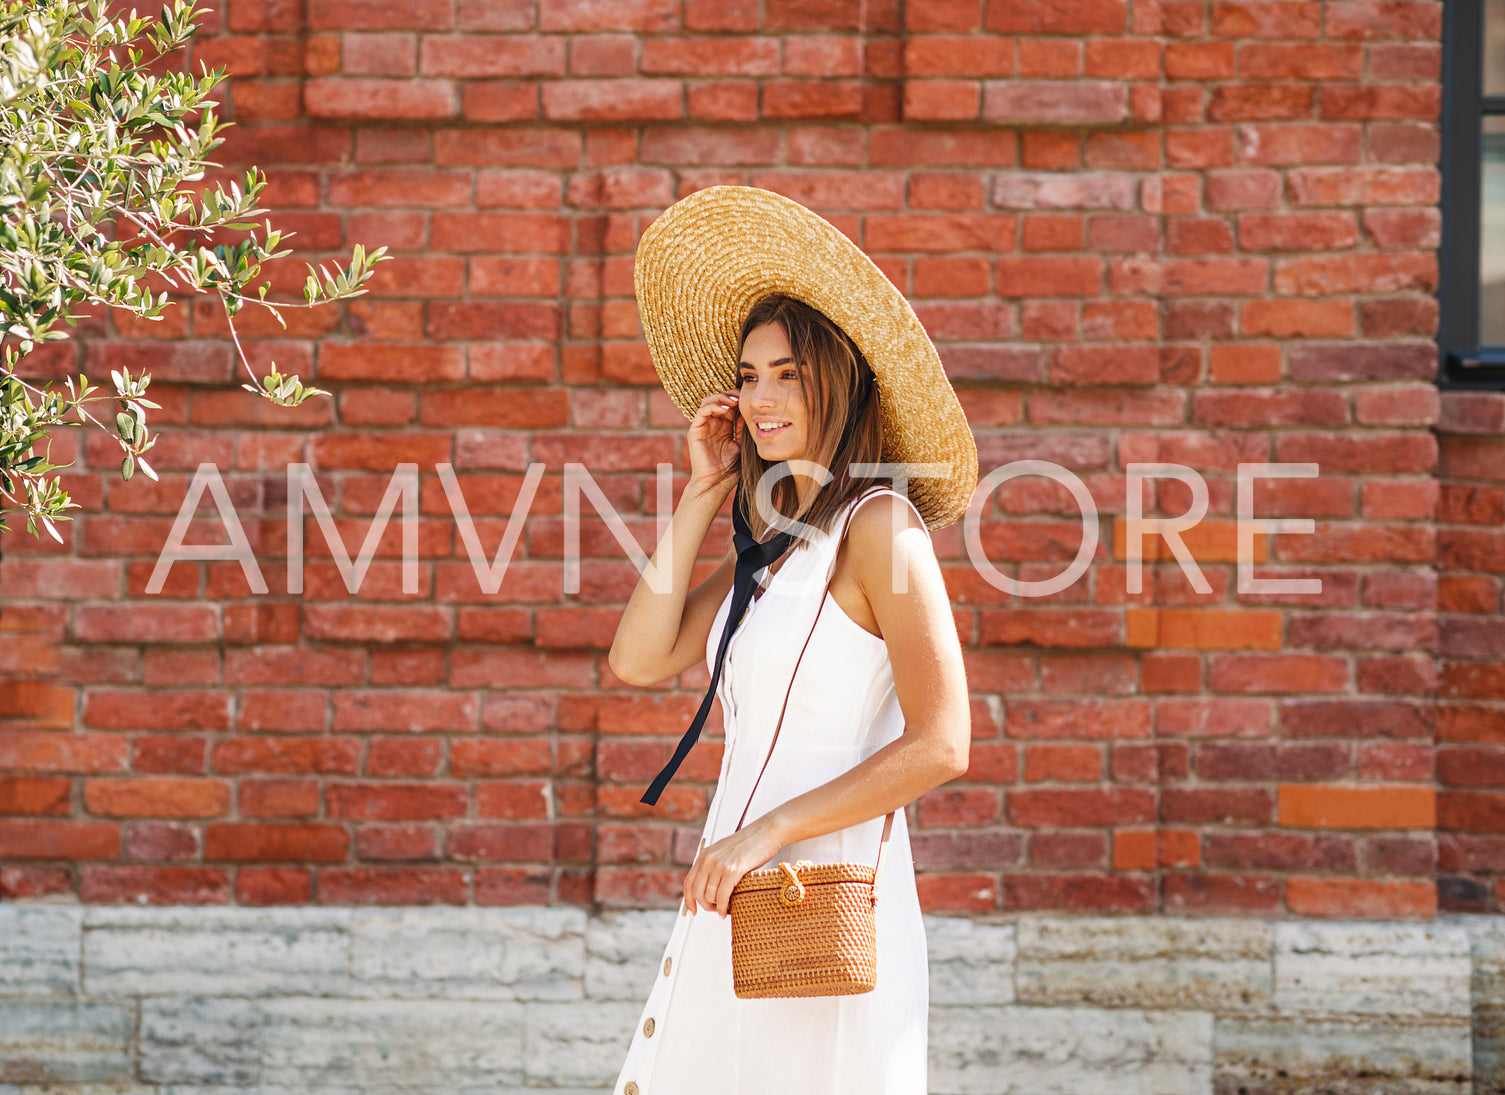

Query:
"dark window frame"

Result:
[[1440, 0, 1505, 388]]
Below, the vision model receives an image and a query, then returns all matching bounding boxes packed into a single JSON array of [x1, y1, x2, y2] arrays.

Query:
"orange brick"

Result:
[[1286, 877, 1436, 918], [0, 681, 77, 728], [84, 778, 232, 819], [1155, 610, 1283, 651], [1125, 608, 1159, 648], [1181, 520, 1268, 565], [0, 777, 72, 816], [1114, 518, 1268, 565], [1112, 828, 1155, 870], [1115, 522, 1166, 562], [1210, 343, 1282, 384], [1278, 784, 1435, 830]]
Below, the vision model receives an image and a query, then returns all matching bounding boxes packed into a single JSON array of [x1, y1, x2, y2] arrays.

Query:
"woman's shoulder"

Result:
[[828, 488, 938, 613], [842, 486, 927, 535], [840, 487, 931, 562]]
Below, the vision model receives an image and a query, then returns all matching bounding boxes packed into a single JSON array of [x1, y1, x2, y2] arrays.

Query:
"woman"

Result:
[[608, 186, 977, 1095]]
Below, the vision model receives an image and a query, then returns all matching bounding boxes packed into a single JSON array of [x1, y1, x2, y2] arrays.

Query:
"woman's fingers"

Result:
[[692, 403, 738, 433], [688, 392, 738, 444], [686, 391, 743, 483], [685, 853, 717, 916], [682, 856, 702, 915], [685, 825, 778, 919], [713, 874, 736, 919], [693, 390, 739, 415], [684, 848, 723, 915], [691, 860, 716, 913], [683, 848, 748, 920]]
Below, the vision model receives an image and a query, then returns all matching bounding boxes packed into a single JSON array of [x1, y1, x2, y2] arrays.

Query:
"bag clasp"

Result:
[[777, 860, 809, 907]]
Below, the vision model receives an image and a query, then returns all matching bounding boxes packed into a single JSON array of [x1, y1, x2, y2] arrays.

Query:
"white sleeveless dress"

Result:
[[611, 486, 929, 1095]]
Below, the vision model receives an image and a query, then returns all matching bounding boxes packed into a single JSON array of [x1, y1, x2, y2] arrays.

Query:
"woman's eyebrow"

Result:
[[736, 356, 796, 370]]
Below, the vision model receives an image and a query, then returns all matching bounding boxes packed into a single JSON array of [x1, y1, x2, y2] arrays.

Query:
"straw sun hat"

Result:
[[633, 185, 978, 531]]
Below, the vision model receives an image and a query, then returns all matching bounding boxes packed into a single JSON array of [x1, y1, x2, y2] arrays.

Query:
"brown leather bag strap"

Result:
[[733, 589, 826, 834], [732, 485, 897, 872], [872, 811, 895, 890]]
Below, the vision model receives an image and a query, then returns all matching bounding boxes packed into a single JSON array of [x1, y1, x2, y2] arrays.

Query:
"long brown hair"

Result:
[[725, 294, 888, 545]]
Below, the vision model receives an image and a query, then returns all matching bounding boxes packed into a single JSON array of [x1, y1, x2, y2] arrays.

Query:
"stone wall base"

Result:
[[0, 907, 1500, 1094]]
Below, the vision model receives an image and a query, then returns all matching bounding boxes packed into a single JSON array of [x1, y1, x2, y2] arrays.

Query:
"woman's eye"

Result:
[[738, 375, 752, 385]]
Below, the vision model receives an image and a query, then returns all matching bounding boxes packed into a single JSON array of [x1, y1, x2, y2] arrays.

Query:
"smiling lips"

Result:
[[755, 420, 791, 436]]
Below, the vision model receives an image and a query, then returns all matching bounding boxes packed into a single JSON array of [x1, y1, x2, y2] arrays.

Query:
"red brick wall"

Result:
[[1, 0, 1485, 916], [1437, 391, 1505, 916]]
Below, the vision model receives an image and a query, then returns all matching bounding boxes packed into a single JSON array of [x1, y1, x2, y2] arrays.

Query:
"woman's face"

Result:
[[738, 321, 810, 465]]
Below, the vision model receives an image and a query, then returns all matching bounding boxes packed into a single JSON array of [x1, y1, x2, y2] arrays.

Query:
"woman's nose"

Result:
[[747, 378, 777, 407]]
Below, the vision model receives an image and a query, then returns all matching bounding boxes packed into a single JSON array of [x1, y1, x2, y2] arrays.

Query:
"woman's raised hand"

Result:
[[686, 389, 742, 489]]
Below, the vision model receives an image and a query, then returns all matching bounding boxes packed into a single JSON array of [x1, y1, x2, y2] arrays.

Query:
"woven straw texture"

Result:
[[727, 861, 879, 999], [633, 184, 978, 530]]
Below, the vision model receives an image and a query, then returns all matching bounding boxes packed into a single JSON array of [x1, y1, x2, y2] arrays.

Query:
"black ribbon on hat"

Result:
[[639, 488, 798, 806]]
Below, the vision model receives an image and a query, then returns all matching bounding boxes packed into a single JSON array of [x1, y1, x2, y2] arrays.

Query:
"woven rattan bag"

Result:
[[724, 492, 897, 1000]]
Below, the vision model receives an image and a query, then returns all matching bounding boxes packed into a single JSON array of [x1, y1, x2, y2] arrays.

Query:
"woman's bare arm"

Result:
[[607, 479, 737, 687], [610, 385, 746, 687], [682, 492, 971, 915]]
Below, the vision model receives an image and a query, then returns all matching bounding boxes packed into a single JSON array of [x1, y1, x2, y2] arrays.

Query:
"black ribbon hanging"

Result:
[[639, 488, 797, 806]]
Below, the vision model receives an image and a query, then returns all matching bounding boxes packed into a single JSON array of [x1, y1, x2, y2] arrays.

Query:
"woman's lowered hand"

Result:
[[682, 813, 785, 918]]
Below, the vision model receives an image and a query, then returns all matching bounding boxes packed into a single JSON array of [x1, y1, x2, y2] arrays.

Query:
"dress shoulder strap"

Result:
[[842, 485, 930, 537]]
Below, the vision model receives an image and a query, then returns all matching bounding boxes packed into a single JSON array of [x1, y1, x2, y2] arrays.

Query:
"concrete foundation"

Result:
[[0, 906, 1499, 1094]]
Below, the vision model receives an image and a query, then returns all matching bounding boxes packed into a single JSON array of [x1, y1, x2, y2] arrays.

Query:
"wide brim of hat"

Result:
[[633, 185, 978, 531]]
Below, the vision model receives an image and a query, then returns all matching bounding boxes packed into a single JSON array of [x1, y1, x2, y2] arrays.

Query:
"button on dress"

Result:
[[612, 487, 930, 1094]]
